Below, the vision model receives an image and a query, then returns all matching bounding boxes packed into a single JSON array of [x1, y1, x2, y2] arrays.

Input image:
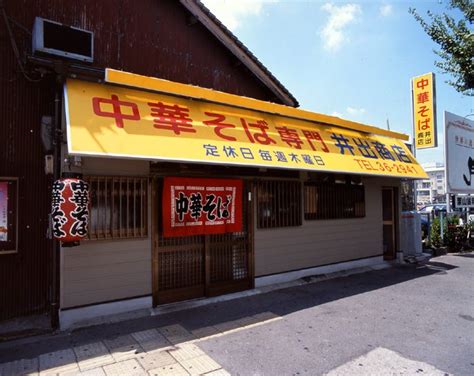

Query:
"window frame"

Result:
[[304, 180, 366, 221], [0, 177, 19, 255], [84, 175, 149, 241], [256, 179, 302, 229]]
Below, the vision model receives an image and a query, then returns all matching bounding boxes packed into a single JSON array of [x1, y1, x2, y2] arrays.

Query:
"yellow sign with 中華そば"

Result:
[[64, 78, 427, 179], [412, 72, 437, 149]]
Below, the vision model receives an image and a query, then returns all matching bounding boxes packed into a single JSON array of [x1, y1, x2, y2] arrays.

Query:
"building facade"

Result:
[[0, 0, 294, 325], [0, 0, 427, 329], [416, 162, 446, 205]]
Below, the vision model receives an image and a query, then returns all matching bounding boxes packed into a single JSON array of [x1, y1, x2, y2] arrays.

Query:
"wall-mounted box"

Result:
[[32, 17, 94, 63]]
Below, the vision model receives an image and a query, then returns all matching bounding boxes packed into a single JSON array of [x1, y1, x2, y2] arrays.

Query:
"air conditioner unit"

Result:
[[32, 17, 94, 63]]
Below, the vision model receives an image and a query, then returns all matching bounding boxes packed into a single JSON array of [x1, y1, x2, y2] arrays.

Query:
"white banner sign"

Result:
[[445, 111, 474, 194]]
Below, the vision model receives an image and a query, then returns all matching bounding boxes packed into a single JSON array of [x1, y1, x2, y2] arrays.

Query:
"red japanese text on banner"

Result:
[[162, 177, 243, 238]]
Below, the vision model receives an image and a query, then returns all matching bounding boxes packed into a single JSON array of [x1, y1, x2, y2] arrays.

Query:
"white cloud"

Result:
[[346, 106, 366, 116], [331, 111, 344, 118], [379, 4, 393, 17], [320, 3, 362, 51], [201, 0, 277, 31]]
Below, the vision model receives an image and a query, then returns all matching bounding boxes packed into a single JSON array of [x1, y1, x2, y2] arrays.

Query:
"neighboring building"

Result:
[[1, 0, 427, 330], [416, 162, 446, 205]]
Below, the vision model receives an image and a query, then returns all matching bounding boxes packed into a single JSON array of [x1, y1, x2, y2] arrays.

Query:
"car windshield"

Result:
[[419, 205, 446, 213]]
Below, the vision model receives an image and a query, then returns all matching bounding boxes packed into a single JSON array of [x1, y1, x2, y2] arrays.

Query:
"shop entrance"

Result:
[[151, 178, 254, 305], [382, 187, 398, 260]]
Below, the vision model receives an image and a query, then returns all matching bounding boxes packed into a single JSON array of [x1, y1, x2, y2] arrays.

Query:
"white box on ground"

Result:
[[400, 211, 422, 256]]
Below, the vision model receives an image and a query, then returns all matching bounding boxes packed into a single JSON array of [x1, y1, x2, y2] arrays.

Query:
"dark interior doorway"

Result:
[[382, 187, 399, 260]]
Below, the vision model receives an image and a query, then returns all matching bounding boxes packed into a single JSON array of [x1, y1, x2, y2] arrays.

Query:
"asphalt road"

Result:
[[0, 254, 472, 375], [197, 254, 474, 375]]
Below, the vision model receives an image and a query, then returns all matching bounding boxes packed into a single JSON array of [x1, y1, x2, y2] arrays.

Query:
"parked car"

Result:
[[419, 204, 447, 216], [420, 215, 429, 239], [419, 205, 446, 240]]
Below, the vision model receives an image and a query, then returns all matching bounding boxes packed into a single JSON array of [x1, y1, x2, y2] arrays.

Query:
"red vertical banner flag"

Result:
[[162, 177, 243, 238]]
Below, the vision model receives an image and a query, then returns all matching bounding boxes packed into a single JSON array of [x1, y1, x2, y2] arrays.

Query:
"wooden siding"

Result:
[[0, 16, 55, 320], [1, 0, 288, 321], [61, 160, 403, 308], [254, 177, 400, 276], [61, 238, 151, 308], [60, 158, 151, 309]]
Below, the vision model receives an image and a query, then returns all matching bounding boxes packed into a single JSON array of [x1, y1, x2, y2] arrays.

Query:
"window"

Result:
[[85, 176, 148, 240], [304, 181, 365, 220], [256, 180, 302, 229], [0, 178, 18, 254]]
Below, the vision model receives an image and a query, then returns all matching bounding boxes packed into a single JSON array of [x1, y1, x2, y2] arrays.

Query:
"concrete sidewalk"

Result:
[[0, 313, 280, 375], [0, 254, 472, 375]]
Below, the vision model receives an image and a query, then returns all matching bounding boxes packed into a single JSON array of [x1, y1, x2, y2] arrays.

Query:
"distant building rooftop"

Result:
[[422, 162, 445, 171]]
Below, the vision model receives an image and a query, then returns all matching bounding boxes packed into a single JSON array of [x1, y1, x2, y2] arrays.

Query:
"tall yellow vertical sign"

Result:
[[412, 72, 437, 149]]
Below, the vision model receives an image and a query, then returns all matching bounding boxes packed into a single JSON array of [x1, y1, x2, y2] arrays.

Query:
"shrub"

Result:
[[444, 215, 459, 249], [430, 215, 459, 248], [431, 217, 442, 247]]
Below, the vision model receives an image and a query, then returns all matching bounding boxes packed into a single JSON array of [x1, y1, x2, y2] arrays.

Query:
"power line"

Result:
[[1, 3, 41, 82]]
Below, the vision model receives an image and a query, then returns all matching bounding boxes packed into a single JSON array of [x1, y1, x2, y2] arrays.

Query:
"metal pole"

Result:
[[50, 79, 61, 330], [427, 214, 431, 246], [440, 211, 444, 241], [443, 111, 451, 213], [410, 78, 418, 209], [51, 69, 65, 330]]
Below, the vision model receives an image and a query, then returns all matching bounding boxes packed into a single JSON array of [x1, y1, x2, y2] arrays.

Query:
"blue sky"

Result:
[[201, 0, 473, 165]]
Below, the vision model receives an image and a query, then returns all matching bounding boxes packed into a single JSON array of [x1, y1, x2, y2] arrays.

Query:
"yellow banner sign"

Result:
[[412, 72, 437, 149], [65, 79, 427, 179]]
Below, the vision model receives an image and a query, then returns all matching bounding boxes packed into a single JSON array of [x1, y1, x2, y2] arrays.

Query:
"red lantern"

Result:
[[51, 178, 89, 243]]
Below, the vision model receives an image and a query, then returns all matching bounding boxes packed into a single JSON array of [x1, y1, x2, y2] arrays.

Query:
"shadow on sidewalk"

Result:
[[453, 252, 474, 258], [0, 259, 457, 366]]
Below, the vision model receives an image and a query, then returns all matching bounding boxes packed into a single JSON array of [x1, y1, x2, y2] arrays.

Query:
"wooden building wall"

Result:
[[255, 177, 401, 276], [0, 0, 286, 320], [0, 30, 55, 320], [60, 158, 151, 309], [60, 165, 401, 309]]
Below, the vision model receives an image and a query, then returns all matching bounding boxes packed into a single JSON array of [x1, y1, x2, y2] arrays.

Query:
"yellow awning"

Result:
[[64, 70, 428, 179]]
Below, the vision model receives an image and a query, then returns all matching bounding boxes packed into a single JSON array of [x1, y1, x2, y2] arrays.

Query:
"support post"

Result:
[[410, 79, 418, 209], [50, 75, 63, 330], [440, 212, 444, 242]]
